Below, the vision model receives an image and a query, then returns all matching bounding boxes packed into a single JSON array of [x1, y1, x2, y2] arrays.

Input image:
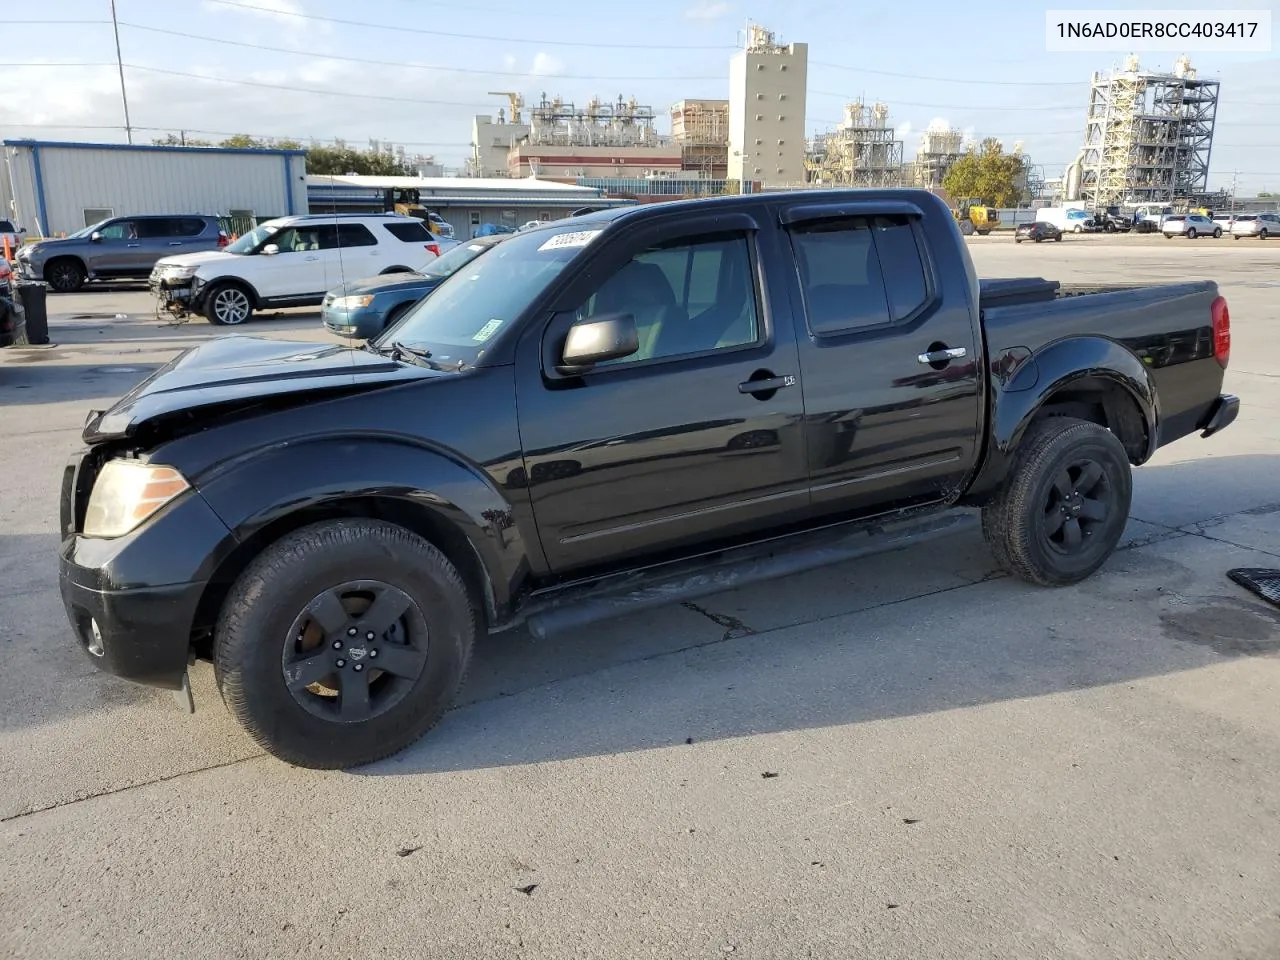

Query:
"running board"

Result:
[[521, 508, 980, 640]]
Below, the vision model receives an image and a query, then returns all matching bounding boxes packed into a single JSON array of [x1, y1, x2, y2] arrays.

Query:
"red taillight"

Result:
[[1211, 295, 1230, 368], [217, 232, 229, 247], [425, 242, 441, 257]]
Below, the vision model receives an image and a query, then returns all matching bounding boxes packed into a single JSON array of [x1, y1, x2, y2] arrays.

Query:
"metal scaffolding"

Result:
[[804, 100, 905, 187], [906, 124, 965, 190], [525, 93, 665, 148], [1078, 55, 1220, 208]]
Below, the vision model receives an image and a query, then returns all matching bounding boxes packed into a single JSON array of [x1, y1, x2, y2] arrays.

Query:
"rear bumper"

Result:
[[1199, 393, 1239, 439]]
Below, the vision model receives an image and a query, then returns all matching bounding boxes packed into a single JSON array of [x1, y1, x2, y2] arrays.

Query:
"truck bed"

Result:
[[978, 276, 1226, 450]]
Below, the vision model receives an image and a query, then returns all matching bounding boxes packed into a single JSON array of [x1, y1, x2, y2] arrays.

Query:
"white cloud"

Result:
[[529, 52, 565, 77], [894, 121, 912, 144], [685, 1, 731, 20], [503, 54, 517, 71]]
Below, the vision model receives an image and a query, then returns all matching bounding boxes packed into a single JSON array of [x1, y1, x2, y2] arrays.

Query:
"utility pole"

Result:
[[109, 0, 133, 143]]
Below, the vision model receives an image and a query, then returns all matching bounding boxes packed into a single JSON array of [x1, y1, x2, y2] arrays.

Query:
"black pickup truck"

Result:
[[58, 189, 1239, 768]]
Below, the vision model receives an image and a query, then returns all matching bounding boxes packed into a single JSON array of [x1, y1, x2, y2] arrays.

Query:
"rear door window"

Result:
[[788, 213, 932, 335], [336, 223, 378, 247]]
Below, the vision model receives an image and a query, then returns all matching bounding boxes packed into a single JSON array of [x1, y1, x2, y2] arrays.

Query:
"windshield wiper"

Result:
[[366, 339, 436, 368]]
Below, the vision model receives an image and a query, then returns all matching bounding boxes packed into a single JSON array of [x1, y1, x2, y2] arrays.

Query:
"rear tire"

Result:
[[45, 258, 86, 292], [1213, 228, 1222, 239], [1261, 229, 1269, 239], [1186, 228, 1197, 239], [981, 417, 1132, 587], [215, 519, 476, 769]]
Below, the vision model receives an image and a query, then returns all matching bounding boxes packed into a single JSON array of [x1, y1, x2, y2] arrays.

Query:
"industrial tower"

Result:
[[1075, 55, 1220, 208], [804, 100, 904, 187], [728, 23, 809, 186]]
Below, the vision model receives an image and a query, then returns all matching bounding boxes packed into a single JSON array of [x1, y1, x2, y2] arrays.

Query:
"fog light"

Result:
[[87, 619, 105, 657]]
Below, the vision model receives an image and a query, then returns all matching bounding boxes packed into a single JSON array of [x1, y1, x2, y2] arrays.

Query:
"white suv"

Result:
[[149, 213, 455, 325]]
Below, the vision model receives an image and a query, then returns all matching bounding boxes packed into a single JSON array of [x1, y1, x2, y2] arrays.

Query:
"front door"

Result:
[[89, 219, 140, 276], [256, 224, 341, 299], [515, 218, 810, 574], [780, 203, 982, 515]]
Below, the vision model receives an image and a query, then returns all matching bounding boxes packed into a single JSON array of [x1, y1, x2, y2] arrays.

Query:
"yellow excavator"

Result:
[[953, 198, 999, 236]]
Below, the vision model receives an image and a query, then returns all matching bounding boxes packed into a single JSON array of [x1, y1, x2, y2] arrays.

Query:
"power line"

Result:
[[115, 22, 726, 81], [809, 90, 1082, 112], [809, 60, 1086, 87], [201, 0, 737, 49], [123, 63, 499, 107]]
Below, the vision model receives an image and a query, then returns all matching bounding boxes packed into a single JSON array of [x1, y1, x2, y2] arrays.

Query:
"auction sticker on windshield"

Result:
[[473, 318, 503, 342], [538, 230, 602, 252]]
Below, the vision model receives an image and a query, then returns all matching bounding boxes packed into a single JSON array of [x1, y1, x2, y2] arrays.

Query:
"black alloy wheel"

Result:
[[1041, 459, 1112, 554]]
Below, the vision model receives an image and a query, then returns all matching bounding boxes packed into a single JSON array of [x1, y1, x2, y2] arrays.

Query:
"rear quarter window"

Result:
[[383, 221, 433, 242]]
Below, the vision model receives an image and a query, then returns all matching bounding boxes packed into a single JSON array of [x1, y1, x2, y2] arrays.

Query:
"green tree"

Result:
[[942, 138, 1029, 208], [151, 132, 213, 146], [304, 144, 414, 176]]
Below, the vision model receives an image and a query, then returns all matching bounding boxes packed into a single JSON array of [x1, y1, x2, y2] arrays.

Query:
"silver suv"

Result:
[[15, 214, 229, 292], [1229, 213, 1280, 239]]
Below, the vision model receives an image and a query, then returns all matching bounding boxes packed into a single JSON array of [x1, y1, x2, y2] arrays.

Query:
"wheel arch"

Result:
[[43, 254, 87, 282], [961, 336, 1156, 504], [202, 274, 264, 308], [190, 437, 531, 651]]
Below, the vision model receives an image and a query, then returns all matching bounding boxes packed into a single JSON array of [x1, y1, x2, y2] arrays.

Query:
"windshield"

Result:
[[376, 224, 605, 367], [422, 239, 497, 280], [225, 223, 278, 254]]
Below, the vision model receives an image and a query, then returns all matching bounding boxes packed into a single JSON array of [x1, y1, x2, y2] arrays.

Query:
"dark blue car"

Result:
[[321, 235, 505, 339]]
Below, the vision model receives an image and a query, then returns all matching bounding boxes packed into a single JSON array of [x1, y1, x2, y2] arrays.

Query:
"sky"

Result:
[[5, 0, 1280, 193]]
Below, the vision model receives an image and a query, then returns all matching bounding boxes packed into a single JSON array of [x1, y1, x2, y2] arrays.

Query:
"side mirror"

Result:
[[261, 243, 279, 256], [557, 312, 639, 374], [89, 231, 103, 242]]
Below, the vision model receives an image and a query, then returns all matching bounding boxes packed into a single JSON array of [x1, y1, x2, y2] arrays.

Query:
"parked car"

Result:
[[1037, 207, 1098, 234], [14, 215, 229, 292], [1162, 214, 1221, 239], [0, 218, 25, 258], [1092, 207, 1132, 232], [149, 213, 451, 326], [1229, 213, 1280, 239], [1131, 205, 1174, 233], [58, 188, 1239, 769], [1014, 221, 1063, 243], [322, 235, 507, 339]]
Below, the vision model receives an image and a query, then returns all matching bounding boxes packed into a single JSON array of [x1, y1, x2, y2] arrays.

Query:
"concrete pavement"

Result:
[[1, 236, 1278, 959]]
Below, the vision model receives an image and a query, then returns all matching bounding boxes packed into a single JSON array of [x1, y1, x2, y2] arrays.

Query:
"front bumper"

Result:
[[1199, 393, 1240, 439], [58, 453, 237, 690]]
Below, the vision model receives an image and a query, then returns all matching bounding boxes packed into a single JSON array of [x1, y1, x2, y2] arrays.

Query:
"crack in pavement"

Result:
[[0, 754, 263, 823], [680, 601, 758, 640]]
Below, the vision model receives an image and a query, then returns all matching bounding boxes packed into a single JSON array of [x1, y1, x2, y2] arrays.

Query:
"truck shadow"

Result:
[[2, 456, 1278, 775], [360, 453, 1280, 777], [0, 361, 163, 406]]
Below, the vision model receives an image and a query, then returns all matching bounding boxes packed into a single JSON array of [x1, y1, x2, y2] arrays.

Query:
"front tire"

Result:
[[981, 417, 1132, 587], [1261, 228, 1269, 239], [1186, 228, 1197, 239], [46, 258, 86, 292], [214, 519, 477, 769], [1213, 228, 1222, 239], [204, 282, 254, 325]]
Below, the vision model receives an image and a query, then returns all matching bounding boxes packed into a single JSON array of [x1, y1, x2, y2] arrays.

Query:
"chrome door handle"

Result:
[[126, 243, 140, 248], [738, 374, 796, 394], [917, 347, 967, 364], [168, 241, 183, 246]]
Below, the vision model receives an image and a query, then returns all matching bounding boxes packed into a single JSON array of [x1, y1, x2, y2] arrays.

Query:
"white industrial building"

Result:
[[728, 24, 809, 186], [1, 139, 308, 238]]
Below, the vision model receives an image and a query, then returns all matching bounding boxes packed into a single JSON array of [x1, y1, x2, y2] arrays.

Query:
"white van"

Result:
[[1036, 207, 1098, 233]]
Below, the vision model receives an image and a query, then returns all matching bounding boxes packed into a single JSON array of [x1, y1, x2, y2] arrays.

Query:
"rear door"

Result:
[[780, 200, 982, 515], [134, 217, 190, 271], [515, 212, 811, 574], [330, 223, 385, 285]]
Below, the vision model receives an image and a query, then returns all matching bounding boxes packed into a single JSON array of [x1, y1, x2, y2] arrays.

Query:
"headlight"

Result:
[[83, 460, 190, 538], [328, 295, 374, 310], [163, 265, 198, 280]]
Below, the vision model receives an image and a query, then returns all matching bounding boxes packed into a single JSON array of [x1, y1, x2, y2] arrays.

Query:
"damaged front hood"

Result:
[[84, 335, 440, 443]]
